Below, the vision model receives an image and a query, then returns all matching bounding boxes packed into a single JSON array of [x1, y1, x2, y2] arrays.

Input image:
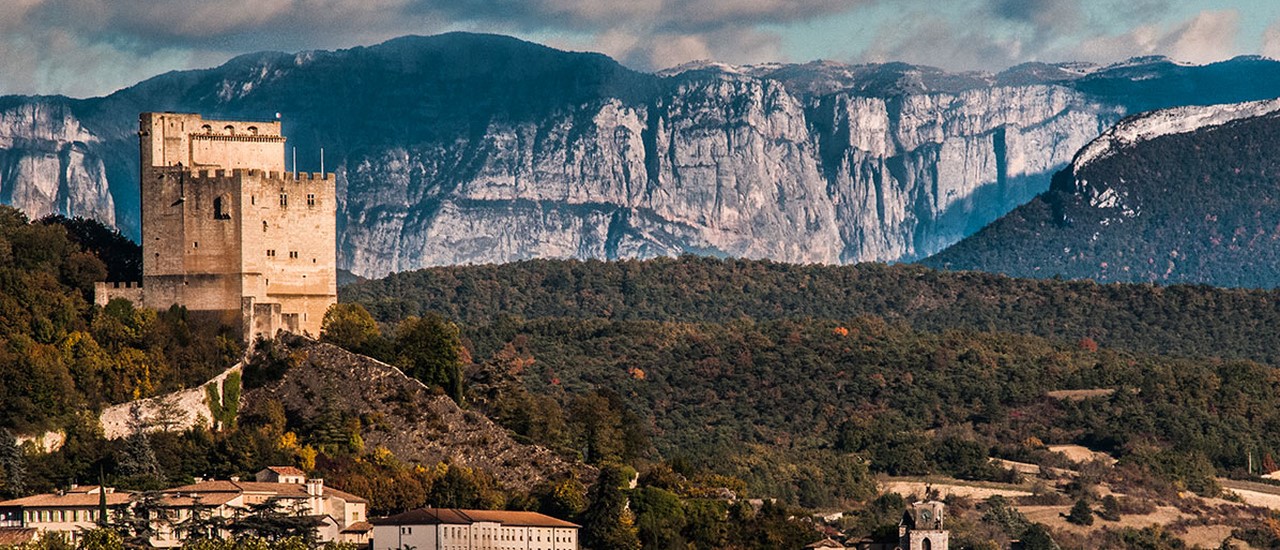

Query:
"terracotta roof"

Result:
[[371, 508, 578, 528], [162, 480, 366, 504], [0, 491, 132, 508], [0, 528, 37, 545], [263, 466, 306, 477], [322, 487, 367, 504], [341, 521, 373, 533], [805, 538, 847, 549], [157, 493, 241, 507]]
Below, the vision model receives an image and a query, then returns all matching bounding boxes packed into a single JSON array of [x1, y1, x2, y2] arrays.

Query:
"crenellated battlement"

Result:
[[184, 169, 335, 183]]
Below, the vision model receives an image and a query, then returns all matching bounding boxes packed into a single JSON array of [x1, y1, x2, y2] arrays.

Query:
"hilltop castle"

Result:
[[96, 113, 336, 341]]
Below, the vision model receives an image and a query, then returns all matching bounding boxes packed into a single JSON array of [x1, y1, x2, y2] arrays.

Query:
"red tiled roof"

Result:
[[341, 521, 373, 533], [322, 487, 367, 504], [161, 480, 366, 504], [0, 491, 132, 508], [157, 493, 241, 507], [263, 466, 306, 477], [371, 508, 578, 528]]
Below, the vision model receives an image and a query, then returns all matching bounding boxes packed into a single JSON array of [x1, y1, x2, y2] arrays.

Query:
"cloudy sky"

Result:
[[4, 0, 1279, 98]]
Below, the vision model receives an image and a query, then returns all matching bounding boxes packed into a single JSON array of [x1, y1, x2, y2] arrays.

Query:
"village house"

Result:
[[0, 485, 132, 545], [0, 467, 370, 547], [370, 508, 580, 550], [150, 467, 371, 547]]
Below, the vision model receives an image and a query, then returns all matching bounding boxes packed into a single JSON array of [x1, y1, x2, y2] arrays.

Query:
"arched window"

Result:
[[247, 126, 258, 135], [213, 195, 231, 220], [921, 538, 932, 550], [201, 124, 212, 133], [224, 125, 235, 135]]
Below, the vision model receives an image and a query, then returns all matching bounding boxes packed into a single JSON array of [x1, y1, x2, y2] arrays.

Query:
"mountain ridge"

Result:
[[924, 100, 1280, 287], [7, 34, 1280, 275]]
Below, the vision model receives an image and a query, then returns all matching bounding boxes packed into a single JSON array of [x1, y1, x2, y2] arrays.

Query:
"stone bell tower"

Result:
[[898, 500, 948, 550]]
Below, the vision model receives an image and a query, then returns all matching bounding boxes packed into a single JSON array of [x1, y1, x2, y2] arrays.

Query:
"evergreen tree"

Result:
[[580, 466, 639, 550], [118, 404, 162, 484], [1067, 498, 1094, 526], [76, 527, 125, 550], [632, 486, 686, 549], [0, 430, 26, 498], [395, 314, 465, 402], [1021, 523, 1061, 550], [1099, 494, 1122, 522]]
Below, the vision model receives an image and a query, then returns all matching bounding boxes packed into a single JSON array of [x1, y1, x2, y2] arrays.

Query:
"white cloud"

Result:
[[1263, 20, 1280, 59], [1069, 10, 1240, 65]]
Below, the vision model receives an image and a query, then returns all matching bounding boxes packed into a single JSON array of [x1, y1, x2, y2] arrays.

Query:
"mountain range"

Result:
[[7, 33, 1280, 277]]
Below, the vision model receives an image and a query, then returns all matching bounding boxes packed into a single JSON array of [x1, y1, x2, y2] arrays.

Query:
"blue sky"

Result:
[[2, 0, 1278, 98]]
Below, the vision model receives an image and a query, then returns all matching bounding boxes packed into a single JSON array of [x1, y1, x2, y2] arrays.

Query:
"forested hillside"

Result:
[[0, 206, 240, 435], [925, 109, 1280, 288], [337, 257, 1280, 507], [341, 256, 1280, 365], [460, 315, 1280, 503]]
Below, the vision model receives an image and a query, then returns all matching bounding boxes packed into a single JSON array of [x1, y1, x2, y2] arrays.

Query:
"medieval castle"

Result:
[[96, 113, 336, 341]]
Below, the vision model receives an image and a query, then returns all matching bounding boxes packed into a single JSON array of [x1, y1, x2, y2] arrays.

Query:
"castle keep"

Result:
[[96, 113, 336, 340]]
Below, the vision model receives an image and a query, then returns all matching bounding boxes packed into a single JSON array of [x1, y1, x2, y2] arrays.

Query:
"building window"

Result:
[[251, 195, 256, 205], [214, 196, 231, 219], [193, 241, 198, 248], [201, 124, 212, 133], [224, 125, 235, 135], [289, 251, 298, 259], [279, 193, 288, 207], [267, 250, 276, 257], [247, 126, 258, 135], [307, 193, 315, 207]]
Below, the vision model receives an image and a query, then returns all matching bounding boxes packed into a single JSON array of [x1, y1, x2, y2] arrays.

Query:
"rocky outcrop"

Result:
[[244, 341, 591, 490], [6, 35, 1280, 276]]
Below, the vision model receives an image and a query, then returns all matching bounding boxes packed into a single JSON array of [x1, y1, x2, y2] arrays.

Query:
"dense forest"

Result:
[[333, 256, 1280, 507], [341, 256, 1280, 365], [926, 111, 1280, 288]]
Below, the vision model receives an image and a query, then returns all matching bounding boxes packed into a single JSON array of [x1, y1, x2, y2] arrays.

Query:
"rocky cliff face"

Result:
[[5, 34, 1280, 277], [0, 100, 114, 225], [340, 64, 1118, 276]]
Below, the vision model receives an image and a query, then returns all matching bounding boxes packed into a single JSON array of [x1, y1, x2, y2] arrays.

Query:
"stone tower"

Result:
[[99, 112, 336, 341], [898, 501, 948, 550]]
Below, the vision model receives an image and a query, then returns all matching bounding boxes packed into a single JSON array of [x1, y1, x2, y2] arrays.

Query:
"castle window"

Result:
[[201, 124, 212, 133], [306, 193, 315, 207], [224, 125, 235, 135], [251, 195, 256, 205], [267, 250, 276, 257], [279, 193, 288, 207], [213, 196, 231, 219], [289, 251, 298, 259], [263, 221, 268, 232], [193, 241, 198, 248], [247, 126, 258, 135]]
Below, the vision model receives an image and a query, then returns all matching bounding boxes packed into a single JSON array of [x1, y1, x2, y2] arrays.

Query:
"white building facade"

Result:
[[371, 508, 579, 550]]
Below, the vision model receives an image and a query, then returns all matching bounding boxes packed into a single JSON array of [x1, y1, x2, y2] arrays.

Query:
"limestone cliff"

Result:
[[6, 34, 1280, 276], [0, 99, 114, 225]]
